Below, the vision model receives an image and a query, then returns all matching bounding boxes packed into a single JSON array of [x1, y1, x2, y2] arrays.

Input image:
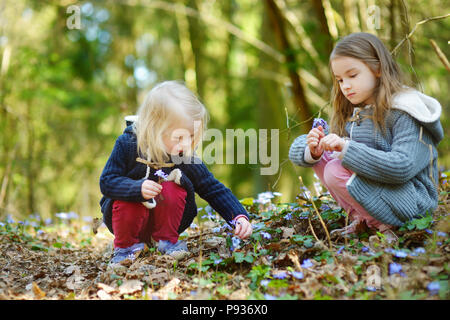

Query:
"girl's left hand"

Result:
[[319, 134, 346, 152], [234, 217, 253, 239]]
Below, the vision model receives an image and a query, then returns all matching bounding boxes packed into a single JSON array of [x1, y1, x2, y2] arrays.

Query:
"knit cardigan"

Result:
[[289, 89, 444, 226], [99, 126, 248, 235]]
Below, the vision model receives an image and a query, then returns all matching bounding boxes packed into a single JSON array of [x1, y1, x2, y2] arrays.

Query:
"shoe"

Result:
[[110, 242, 147, 265], [156, 240, 190, 260]]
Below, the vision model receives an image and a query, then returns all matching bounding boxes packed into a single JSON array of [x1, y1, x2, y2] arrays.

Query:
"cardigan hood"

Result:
[[392, 89, 444, 143]]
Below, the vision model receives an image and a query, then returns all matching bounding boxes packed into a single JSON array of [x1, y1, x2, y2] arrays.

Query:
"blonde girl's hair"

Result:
[[329, 32, 405, 136], [134, 80, 209, 163]]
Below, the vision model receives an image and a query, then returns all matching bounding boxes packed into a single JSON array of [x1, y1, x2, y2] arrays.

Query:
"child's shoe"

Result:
[[156, 240, 190, 260], [109, 242, 147, 265]]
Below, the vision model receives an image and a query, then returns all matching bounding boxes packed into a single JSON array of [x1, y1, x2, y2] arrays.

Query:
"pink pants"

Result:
[[313, 152, 391, 232], [112, 181, 187, 248]]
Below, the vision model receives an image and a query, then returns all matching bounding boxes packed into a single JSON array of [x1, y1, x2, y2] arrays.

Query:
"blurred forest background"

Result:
[[0, 0, 448, 222]]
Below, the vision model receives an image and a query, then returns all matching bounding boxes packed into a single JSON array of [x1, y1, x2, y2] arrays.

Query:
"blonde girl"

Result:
[[100, 81, 252, 264]]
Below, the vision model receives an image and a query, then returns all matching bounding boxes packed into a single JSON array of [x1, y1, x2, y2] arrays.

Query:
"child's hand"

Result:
[[234, 216, 253, 239], [141, 180, 163, 200], [306, 126, 325, 159], [318, 133, 346, 152]]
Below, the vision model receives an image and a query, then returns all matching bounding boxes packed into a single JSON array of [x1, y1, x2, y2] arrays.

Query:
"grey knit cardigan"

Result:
[[289, 89, 444, 226]]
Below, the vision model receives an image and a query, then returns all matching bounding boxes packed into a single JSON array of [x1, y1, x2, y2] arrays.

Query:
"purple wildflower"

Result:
[[393, 250, 408, 258], [389, 263, 405, 276], [337, 246, 345, 254], [231, 236, 241, 251], [291, 271, 304, 279], [414, 247, 426, 254], [301, 259, 313, 269], [264, 293, 277, 300], [366, 286, 377, 292], [361, 246, 369, 252], [312, 118, 329, 133], [273, 271, 288, 279], [261, 231, 272, 239], [154, 169, 169, 181], [427, 281, 440, 295], [260, 280, 270, 287]]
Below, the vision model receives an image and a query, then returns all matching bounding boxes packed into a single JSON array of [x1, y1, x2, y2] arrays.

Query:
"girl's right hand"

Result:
[[306, 126, 325, 159], [141, 180, 163, 200]]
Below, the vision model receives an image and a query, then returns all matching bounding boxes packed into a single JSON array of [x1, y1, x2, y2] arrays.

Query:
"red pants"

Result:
[[112, 181, 187, 248]]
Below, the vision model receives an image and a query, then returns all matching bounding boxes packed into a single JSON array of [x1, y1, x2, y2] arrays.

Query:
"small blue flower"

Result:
[[414, 247, 426, 254], [437, 231, 447, 237], [264, 293, 277, 300], [284, 212, 292, 220], [291, 271, 304, 279], [231, 236, 241, 250], [190, 223, 198, 229], [213, 258, 223, 265], [366, 286, 377, 292], [212, 227, 222, 233], [427, 281, 440, 295], [312, 118, 329, 133], [361, 246, 369, 252], [260, 280, 270, 287], [273, 271, 288, 279], [320, 204, 331, 211], [301, 259, 313, 269], [154, 169, 169, 181], [389, 263, 403, 275], [393, 250, 408, 258], [425, 229, 433, 234], [337, 246, 345, 254], [436, 241, 442, 246], [260, 231, 271, 239], [0, 222, 4, 227]]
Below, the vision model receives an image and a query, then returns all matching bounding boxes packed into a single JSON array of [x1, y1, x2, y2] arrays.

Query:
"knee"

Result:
[[323, 159, 348, 189], [160, 181, 187, 204]]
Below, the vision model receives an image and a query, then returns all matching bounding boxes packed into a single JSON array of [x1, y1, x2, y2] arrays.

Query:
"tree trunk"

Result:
[[186, 0, 207, 98], [265, 0, 313, 131], [311, 0, 336, 56]]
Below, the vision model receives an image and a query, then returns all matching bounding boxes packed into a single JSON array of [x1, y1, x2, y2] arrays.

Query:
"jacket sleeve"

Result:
[[341, 112, 432, 184], [181, 159, 248, 222], [99, 135, 147, 202], [288, 134, 316, 167]]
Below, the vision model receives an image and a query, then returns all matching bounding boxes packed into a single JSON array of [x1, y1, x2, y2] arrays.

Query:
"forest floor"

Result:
[[0, 176, 449, 300]]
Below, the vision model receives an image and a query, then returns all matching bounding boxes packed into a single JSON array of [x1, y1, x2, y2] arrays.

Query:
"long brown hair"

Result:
[[329, 32, 405, 136]]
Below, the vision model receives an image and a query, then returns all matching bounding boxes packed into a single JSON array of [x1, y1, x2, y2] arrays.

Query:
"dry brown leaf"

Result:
[[280, 227, 295, 239], [154, 278, 180, 300], [32, 282, 46, 299], [97, 283, 117, 294], [119, 280, 143, 295], [97, 289, 112, 300]]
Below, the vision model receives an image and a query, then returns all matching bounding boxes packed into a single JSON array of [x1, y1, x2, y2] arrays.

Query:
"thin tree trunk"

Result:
[[310, 0, 334, 57], [389, 0, 397, 50], [265, 0, 313, 130], [26, 102, 35, 215], [186, 0, 207, 98]]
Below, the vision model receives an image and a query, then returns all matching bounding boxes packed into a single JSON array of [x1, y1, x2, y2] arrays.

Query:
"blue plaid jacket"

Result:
[[99, 126, 248, 234]]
